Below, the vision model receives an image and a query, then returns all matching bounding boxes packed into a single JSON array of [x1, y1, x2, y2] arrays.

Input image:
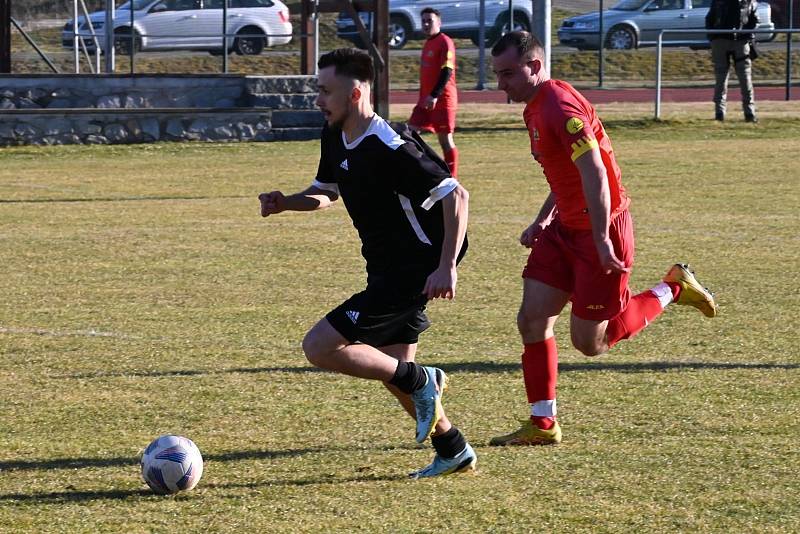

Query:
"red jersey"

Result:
[[523, 79, 629, 230], [419, 32, 457, 108]]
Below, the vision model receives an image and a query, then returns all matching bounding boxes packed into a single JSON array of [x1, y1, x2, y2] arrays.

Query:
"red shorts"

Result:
[[409, 104, 456, 134], [522, 209, 635, 321]]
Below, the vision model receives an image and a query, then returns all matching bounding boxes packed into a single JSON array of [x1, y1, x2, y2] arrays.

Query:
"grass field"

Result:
[[1, 103, 799, 532]]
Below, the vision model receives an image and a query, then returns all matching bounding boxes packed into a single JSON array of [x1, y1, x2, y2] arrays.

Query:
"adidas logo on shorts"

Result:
[[345, 310, 359, 324]]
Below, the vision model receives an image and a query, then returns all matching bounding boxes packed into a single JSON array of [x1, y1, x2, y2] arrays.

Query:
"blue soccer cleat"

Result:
[[409, 443, 477, 479], [411, 366, 447, 443]]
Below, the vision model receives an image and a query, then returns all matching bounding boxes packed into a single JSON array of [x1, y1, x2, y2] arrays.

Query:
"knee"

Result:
[[571, 335, 607, 357], [301, 330, 329, 367], [517, 308, 545, 338]]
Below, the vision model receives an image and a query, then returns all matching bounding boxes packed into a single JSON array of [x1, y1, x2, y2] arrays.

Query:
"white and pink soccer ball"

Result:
[[141, 435, 204, 495]]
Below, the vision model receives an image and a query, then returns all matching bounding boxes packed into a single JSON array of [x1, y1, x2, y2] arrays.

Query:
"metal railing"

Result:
[[655, 28, 799, 119], [68, 29, 296, 73], [67, 0, 301, 74], [72, 0, 102, 73]]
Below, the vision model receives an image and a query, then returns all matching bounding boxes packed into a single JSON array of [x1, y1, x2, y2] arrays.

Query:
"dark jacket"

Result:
[[706, 0, 759, 41]]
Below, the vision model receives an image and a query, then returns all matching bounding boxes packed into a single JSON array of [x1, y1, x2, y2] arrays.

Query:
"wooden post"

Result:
[[296, 0, 389, 116], [300, 0, 315, 75], [0, 0, 10, 73], [373, 0, 389, 118]]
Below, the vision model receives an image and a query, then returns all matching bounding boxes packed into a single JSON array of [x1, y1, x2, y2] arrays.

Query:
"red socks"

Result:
[[517, 283, 682, 431], [521, 337, 558, 430], [444, 147, 459, 178], [605, 282, 681, 349]]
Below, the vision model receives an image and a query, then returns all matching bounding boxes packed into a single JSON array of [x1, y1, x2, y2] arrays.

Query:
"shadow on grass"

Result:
[[442, 360, 800, 374], [0, 194, 249, 204], [0, 443, 421, 473], [0, 488, 154, 503], [66, 366, 327, 379], [65, 360, 799, 380], [0, 472, 407, 503]]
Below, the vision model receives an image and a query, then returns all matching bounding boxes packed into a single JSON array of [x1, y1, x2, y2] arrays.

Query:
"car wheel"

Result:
[[605, 25, 636, 50], [488, 12, 530, 45], [388, 16, 411, 49], [389, 17, 413, 50], [234, 26, 265, 56], [114, 28, 141, 55]]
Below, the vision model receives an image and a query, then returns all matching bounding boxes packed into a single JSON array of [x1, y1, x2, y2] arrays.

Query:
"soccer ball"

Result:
[[140, 435, 204, 495]]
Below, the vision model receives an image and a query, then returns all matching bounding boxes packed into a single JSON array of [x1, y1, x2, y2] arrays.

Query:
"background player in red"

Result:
[[408, 7, 459, 177], [488, 32, 718, 446]]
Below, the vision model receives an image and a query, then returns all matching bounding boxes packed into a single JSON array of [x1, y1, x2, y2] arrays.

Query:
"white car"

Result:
[[62, 0, 292, 56]]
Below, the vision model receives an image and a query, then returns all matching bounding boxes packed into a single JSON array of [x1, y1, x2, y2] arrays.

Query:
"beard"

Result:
[[326, 101, 356, 130], [328, 114, 346, 129]]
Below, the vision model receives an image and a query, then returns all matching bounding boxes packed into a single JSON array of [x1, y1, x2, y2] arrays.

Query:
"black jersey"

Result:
[[313, 114, 465, 275]]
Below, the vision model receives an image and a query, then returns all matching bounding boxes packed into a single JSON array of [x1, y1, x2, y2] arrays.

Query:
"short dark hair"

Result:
[[491, 31, 543, 60], [420, 7, 441, 17], [317, 48, 375, 83]]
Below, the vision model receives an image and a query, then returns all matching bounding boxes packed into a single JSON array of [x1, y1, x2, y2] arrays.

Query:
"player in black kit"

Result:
[[258, 48, 476, 478]]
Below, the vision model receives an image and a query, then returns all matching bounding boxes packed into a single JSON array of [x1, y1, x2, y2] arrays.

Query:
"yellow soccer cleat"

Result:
[[663, 263, 717, 318], [489, 419, 562, 446]]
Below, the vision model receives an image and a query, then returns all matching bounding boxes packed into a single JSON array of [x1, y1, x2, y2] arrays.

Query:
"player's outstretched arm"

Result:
[[574, 149, 629, 275], [424, 183, 469, 300], [258, 186, 338, 218]]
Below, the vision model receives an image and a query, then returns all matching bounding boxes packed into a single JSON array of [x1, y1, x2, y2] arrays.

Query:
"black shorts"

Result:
[[326, 271, 431, 347]]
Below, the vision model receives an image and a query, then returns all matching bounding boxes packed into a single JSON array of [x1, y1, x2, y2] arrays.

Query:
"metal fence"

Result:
[[654, 27, 799, 118], [7, 1, 800, 97]]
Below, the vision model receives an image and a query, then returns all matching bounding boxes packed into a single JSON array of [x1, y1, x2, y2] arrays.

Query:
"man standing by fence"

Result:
[[706, 0, 759, 122], [409, 7, 459, 177]]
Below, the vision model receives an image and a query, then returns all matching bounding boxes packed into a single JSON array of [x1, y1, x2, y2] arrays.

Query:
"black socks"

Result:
[[388, 361, 427, 394], [431, 427, 467, 459]]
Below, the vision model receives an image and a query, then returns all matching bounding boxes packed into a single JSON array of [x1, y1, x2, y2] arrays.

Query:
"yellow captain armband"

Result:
[[442, 50, 455, 69], [570, 136, 599, 161]]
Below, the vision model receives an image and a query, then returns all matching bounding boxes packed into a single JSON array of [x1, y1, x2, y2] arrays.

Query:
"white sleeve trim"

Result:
[[398, 194, 432, 245], [311, 179, 339, 195], [421, 177, 459, 211]]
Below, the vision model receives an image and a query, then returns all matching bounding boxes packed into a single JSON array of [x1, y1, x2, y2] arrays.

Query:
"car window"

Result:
[[163, 0, 200, 10], [649, 0, 683, 9], [690, 0, 711, 7], [203, 0, 224, 7], [611, 0, 651, 10], [229, 0, 275, 7], [117, 0, 156, 9]]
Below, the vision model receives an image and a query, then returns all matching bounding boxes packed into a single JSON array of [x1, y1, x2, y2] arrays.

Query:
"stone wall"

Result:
[[0, 109, 323, 146], [0, 74, 323, 146]]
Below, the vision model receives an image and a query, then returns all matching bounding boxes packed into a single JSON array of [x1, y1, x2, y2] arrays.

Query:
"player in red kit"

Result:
[[488, 32, 718, 446], [408, 7, 459, 177]]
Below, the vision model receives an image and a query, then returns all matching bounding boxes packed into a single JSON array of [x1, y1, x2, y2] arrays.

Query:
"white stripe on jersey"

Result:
[[398, 194, 432, 245], [341, 114, 404, 151], [311, 179, 340, 195], [421, 177, 459, 211]]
